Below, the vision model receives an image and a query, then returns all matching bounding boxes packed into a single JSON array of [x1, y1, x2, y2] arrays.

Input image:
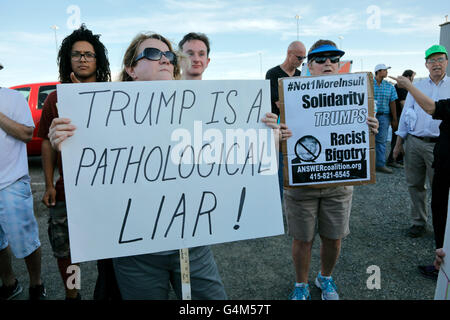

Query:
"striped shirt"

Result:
[[373, 78, 398, 114]]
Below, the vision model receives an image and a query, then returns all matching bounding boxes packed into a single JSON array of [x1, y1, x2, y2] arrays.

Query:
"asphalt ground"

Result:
[[9, 146, 439, 301]]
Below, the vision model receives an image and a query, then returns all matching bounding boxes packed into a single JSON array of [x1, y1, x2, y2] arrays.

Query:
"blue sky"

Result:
[[0, 0, 448, 87]]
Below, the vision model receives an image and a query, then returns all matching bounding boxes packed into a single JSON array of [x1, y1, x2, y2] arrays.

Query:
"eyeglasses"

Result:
[[71, 51, 96, 62], [296, 55, 306, 61], [311, 56, 340, 64], [426, 57, 447, 64], [134, 47, 177, 65]]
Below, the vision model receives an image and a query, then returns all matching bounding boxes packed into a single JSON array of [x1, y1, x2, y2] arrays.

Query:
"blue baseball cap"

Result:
[[307, 44, 345, 61]]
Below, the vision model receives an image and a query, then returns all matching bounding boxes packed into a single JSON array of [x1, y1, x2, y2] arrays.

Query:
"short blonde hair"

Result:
[[119, 32, 181, 81]]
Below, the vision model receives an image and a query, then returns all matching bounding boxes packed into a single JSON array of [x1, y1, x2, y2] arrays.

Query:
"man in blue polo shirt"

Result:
[[373, 64, 398, 173]]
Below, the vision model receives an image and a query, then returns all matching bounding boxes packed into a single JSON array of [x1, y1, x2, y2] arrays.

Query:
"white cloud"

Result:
[[0, 32, 54, 47], [164, 0, 227, 10], [378, 18, 442, 35], [212, 51, 263, 60], [281, 11, 362, 40], [347, 49, 423, 57], [85, 1, 313, 44]]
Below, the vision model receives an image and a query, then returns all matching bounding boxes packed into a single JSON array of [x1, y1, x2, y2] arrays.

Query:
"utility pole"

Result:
[[295, 15, 301, 41], [50, 25, 59, 54]]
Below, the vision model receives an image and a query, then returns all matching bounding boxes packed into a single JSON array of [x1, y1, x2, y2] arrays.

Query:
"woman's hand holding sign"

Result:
[[48, 72, 81, 152]]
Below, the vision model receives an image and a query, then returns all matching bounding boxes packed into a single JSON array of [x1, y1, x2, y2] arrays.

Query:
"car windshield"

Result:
[[37, 85, 56, 110], [15, 87, 31, 102]]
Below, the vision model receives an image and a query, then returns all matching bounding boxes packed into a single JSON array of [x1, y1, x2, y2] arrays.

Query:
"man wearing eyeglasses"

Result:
[[37, 25, 121, 300], [390, 62, 449, 280], [393, 45, 449, 274], [179, 32, 211, 80], [266, 41, 306, 116], [266, 41, 306, 201]]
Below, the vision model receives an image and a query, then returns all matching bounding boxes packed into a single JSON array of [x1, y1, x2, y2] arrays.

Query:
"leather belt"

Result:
[[411, 134, 439, 143]]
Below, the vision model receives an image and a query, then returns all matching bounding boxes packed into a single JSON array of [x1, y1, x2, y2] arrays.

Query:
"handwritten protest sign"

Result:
[[57, 80, 284, 263], [279, 72, 376, 187]]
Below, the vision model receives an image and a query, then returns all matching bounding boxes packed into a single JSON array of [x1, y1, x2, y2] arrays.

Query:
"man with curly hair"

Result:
[[37, 24, 119, 300]]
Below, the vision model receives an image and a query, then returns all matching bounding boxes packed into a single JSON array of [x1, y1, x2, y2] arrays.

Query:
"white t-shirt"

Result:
[[0, 87, 34, 190]]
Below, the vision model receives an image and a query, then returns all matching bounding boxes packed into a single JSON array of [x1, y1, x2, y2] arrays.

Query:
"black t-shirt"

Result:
[[394, 84, 408, 117], [265, 65, 301, 115], [395, 84, 408, 101], [433, 99, 450, 172]]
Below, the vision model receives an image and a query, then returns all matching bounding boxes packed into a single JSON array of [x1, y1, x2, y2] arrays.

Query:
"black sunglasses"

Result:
[[134, 47, 177, 65], [311, 56, 340, 64], [296, 55, 306, 61]]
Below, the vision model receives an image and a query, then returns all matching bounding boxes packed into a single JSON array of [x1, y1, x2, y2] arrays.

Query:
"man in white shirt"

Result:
[[0, 80, 46, 300], [394, 45, 450, 240]]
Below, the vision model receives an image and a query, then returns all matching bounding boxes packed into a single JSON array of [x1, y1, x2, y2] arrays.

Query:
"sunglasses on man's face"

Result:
[[134, 47, 177, 65], [311, 56, 340, 64]]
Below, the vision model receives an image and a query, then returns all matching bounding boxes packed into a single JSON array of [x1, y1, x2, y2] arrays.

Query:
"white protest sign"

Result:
[[279, 72, 375, 187], [435, 191, 450, 300], [57, 80, 284, 263]]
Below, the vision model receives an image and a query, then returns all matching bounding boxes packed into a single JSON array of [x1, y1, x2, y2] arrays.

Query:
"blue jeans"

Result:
[[0, 176, 40, 258], [375, 114, 391, 167]]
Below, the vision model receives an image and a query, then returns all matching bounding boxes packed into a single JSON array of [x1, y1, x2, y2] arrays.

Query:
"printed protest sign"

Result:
[[279, 72, 376, 187], [435, 191, 450, 300], [57, 80, 283, 263]]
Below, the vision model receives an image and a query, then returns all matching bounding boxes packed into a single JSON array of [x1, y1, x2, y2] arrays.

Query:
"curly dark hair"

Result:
[[58, 24, 111, 83]]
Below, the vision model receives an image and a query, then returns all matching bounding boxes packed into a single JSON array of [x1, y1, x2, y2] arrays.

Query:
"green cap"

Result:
[[425, 45, 448, 59]]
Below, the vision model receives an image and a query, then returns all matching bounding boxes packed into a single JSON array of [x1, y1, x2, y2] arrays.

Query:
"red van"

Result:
[[9, 82, 59, 156]]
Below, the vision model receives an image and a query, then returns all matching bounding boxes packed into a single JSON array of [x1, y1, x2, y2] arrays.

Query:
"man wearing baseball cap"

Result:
[[393, 45, 449, 259], [390, 46, 449, 279], [373, 63, 398, 174]]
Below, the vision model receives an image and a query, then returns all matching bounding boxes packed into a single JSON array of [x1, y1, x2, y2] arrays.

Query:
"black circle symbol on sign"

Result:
[[294, 135, 321, 162]]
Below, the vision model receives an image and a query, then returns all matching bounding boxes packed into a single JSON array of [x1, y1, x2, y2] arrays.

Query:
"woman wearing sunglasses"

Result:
[[48, 32, 283, 300], [107, 32, 231, 300], [284, 40, 379, 301]]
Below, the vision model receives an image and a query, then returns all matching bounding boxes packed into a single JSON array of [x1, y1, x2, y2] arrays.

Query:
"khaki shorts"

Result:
[[284, 186, 353, 242]]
